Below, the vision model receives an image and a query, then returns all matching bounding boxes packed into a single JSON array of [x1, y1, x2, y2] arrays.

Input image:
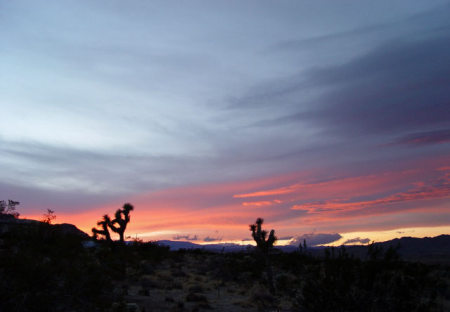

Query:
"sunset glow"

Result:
[[21, 156, 450, 245]]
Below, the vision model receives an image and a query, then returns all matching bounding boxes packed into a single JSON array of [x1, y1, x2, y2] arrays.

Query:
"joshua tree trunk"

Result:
[[118, 231, 124, 243], [265, 254, 275, 294], [104, 227, 112, 242]]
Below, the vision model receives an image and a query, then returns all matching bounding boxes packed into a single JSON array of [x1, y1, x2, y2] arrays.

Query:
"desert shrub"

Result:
[[172, 267, 187, 277], [248, 284, 276, 311], [140, 276, 158, 289], [188, 284, 204, 293], [275, 272, 297, 293], [129, 241, 170, 263], [186, 292, 208, 303], [210, 253, 265, 283], [296, 257, 442, 312]]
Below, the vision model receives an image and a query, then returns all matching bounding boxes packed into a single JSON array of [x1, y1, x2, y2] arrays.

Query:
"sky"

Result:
[[1, 0, 449, 246]]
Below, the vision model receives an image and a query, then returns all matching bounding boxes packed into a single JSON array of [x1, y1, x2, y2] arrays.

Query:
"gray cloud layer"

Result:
[[343, 237, 371, 245], [391, 129, 450, 146], [291, 233, 342, 247], [246, 29, 450, 138], [203, 236, 222, 242], [173, 234, 198, 241], [1, 1, 449, 223]]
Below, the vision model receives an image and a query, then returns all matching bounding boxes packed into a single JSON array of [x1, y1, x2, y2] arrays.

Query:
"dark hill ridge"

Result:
[[52, 223, 90, 239], [0, 216, 89, 239], [370, 234, 450, 263], [380, 234, 450, 252]]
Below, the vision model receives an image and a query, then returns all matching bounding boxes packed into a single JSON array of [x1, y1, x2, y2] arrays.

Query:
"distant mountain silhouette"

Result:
[[345, 235, 450, 263], [157, 240, 251, 251], [157, 235, 450, 263], [157, 240, 201, 250], [379, 234, 450, 253]]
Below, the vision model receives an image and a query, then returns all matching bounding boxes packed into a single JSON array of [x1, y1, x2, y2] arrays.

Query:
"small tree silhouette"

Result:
[[0, 200, 20, 218], [42, 209, 56, 224], [106, 203, 134, 243], [92, 215, 112, 242], [249, 218, 277, 293]]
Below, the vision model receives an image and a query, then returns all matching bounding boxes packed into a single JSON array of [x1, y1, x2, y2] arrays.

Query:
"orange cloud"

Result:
[[294, 182, 449, 213], [234, 186, 298, 198], [233, 169, 421, 203], [290, 169, 450, 229], [242, 200, 282, 206]]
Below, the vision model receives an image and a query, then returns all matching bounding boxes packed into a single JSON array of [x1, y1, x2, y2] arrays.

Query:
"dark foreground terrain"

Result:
[[1, 220, 449, 312]]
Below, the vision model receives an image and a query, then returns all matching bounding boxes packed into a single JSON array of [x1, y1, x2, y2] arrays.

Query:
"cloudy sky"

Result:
[[1, 0, 449, 246]]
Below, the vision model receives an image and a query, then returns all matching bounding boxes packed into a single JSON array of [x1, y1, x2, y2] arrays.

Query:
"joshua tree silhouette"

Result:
[[250, 218, 277, 253], [91, 203, 134, 243], [106, 203, 134, 243], [249, 218, 277, 293], [92, 215, 112, 242]]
